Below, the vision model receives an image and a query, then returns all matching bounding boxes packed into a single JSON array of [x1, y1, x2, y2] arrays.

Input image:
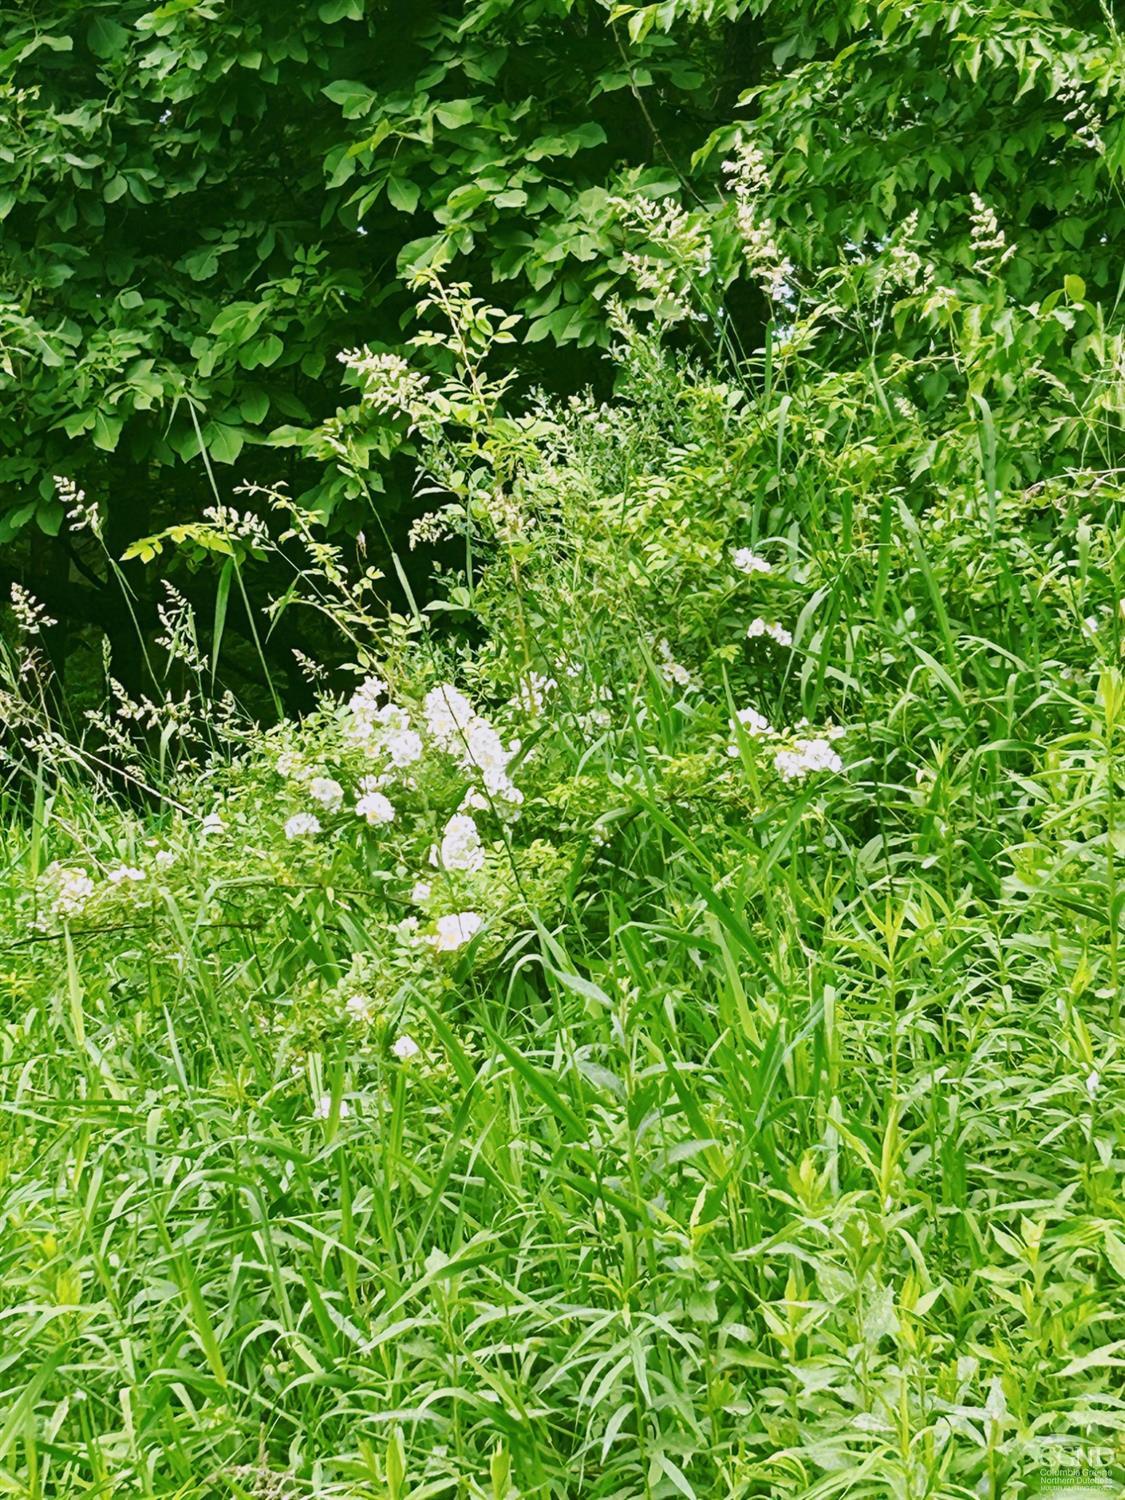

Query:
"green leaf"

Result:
[[204, 422, 245, 464], [239, 389, 269, 425], [1064, 273, 1086, 302], [88, 16, 129, 57], [322, 79, 376, 118], [91, 410, 123, 451], [240, 333, 284, 369], [434, 99, 475, 130], [386, 175, 420, 214]]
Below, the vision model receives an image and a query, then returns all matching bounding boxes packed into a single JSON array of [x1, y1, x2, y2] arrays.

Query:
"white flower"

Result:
[[345, 993, 373, 1022], [200, 812, 225, 835], [392, 1033, 420, 1060], [516, 672, 556, 715], [424, 683, 522, 805], [655, 638, 696, 691], [431, 911, 483, 951], [735, 707, 772, 735], [384, 727, 423, 767], [44, 864, 95, 920], [107, 865, 145, 885], [424, 683, 476, 744], [1086, 1068, 1100, 1099], [313, 1093, 349, 1120], [435, 813, 485, 873], [747, 618, 792, 648], [733, 548, 772, 575], [154, 849, 177, 870], [411, 880, 432, 903], [9, 582, 57, 635], [307, 777, 344, 812], [356, 791, 395, 825], [348, 674, 387, 714], [275, 750, 304, 778], [285, 812, 322, 839], [773, 737, 844, 781]]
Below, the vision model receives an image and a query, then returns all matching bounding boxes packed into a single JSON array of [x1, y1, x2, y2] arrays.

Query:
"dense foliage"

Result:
[[3, 1, 1122, 674], [1, 1, 1125, 1496]]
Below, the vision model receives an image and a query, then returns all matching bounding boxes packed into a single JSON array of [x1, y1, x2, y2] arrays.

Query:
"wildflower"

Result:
[[434, 813, 485, 873], [107, 865, 145, 885], [431, 911, 483, 951], [43, 864, 95, 920], [56, 475, 102, 537], [736, 707, 772, 735], [384, 726, 424, 767], [337, 348, 429, 415], [747, 618, 792, 648], [313, 1093, 349, 1120], [656, 639, 697, 691], [284, 812, 322, 839], [773, 737, 844, 781], [345, 993, 373, 1023], [275, 751, 304, 779], [425, 684, 522, 805], [307, 777, 344, 812], [154, 849, 177, 870], [200, 812, 225, 836], [1086, 1068, 1100, 1099], [516, 672, 556, 716], [424, 683, 476, 744], [411, 880, 432, 903], [392, 1033, 420, 1060], [969, 195, 1016, 266], [355, 790, 395, 825], [348, 674, 388, 716], [732, 548, 772, 575], [9, 583, 57, 635]]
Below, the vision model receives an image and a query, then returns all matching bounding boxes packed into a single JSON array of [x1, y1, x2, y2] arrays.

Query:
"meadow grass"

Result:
[[1, 301, 1123, 1500]]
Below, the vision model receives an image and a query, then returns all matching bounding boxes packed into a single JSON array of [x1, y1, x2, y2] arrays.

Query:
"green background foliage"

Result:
[[0, 0, 1122, 673]]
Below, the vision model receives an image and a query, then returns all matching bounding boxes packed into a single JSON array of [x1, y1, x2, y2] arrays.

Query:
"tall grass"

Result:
[[1, 281, 1123, 1499]]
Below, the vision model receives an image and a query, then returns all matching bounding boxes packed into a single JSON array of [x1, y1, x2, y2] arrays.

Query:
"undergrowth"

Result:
[[1, 259, 1124, 1499]]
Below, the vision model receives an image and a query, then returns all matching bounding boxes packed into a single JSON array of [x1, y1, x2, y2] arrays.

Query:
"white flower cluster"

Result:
[[431, 911, 483, 951], [722, 139, 794, 304], [284, 812, 322, 840], [728, 708, 845, 783], [56, 475, 101, 537], [422, 683, 523, 808], [968, 195, 1016, 267], [656, 638, 697, 691], [433, 812, 485, 873], [202, 505, 270, 548], [746, 618, 793, 648], [733, 548, 772, 575], [344, 677, 424, 771], [9, 583, 57, 636], [41, 864, 95, 921], [516, 671, 556, 716], [337, 348, 430, 416], [308, 777, 344, 812], [611, 194, 714, 324], [355, 781, 395, 825], [1058, 79, 1104, 154], [773, 736, 844, 782]]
